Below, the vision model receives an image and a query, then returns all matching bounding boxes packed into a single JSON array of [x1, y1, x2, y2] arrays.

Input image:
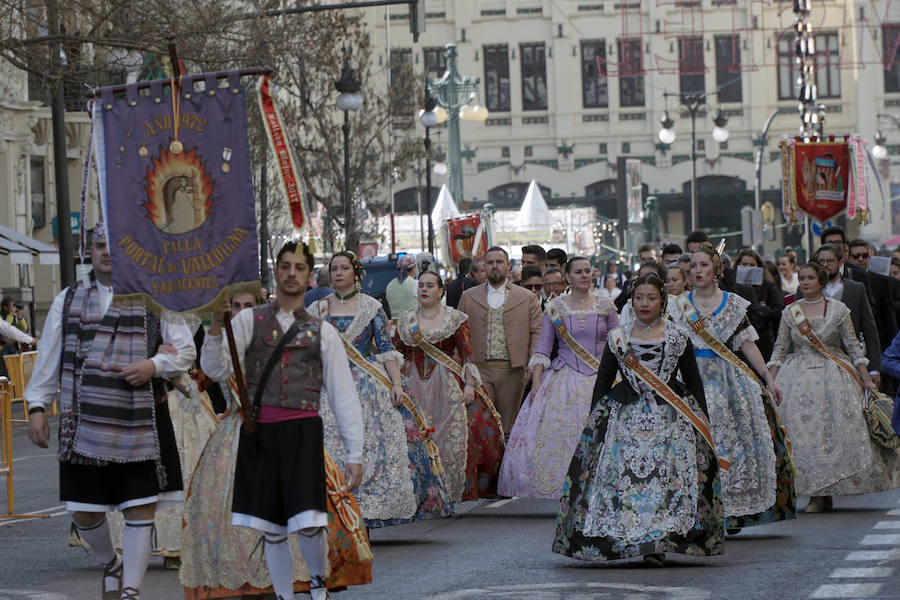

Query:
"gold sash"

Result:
[[546, 303, 601, 372], [403, 312, 506, 443], [317, 299, 444, 476], [787, 302, 865, 390], [608, 327, 730, 471], [676, 294, 768, 390], [323, 449, 373, 562]]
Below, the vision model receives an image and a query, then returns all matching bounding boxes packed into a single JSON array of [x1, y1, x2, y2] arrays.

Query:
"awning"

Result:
[[0, 236, 33, 265], [0, 223, 60, 265]]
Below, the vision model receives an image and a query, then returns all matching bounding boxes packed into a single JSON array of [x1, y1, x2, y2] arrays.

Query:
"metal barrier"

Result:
[[0, 376, 48, 519]]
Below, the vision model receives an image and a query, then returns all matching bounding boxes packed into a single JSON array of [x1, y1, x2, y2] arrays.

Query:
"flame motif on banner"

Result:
[[143, 147, 215, 235]]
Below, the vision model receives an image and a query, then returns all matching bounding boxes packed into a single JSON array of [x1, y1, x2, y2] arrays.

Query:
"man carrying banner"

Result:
[[201, 240, 364, 600], [24, 222, 196, 600]]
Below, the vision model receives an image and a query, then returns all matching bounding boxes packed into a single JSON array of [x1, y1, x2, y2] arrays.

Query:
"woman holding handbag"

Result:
[[769, 261, 900, 512]]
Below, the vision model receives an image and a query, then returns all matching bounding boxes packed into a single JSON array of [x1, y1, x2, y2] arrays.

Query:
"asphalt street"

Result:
[[2, 416, 900, 600]]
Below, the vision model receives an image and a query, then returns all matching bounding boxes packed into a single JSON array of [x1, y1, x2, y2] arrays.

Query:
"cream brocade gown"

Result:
[[769, 299, 900, 496]]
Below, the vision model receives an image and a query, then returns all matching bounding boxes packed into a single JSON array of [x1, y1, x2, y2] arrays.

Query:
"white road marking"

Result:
[[810, 583, 883, 598], [844, 549, 900, 561], [872, 520, 900, 529], [885, 508, 900, 516], [0, 504, 66, 527], [484, 498, 516, 509], [829, 567, 894, 578], [10, 454, 56, 463], [0, 590, 68, 599], [859, 534, 900, 545]]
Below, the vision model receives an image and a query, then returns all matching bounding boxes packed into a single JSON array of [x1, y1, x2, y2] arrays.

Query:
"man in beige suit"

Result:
[[458, 246, 542, 434]]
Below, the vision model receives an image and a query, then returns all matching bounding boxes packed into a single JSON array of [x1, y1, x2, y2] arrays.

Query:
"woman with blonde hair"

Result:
[[669, 243, 796, 534]]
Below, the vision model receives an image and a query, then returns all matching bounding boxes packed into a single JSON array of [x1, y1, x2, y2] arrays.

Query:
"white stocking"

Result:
[[296, 527, 328, 600], [122, 519, 154, 593], [264, 533, 295, 600], [73, 516, 116, 565]]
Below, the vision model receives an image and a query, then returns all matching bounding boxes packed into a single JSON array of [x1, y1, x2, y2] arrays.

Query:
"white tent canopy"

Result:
[[515, 179, 551, 230], [430, 184, 460, 228]]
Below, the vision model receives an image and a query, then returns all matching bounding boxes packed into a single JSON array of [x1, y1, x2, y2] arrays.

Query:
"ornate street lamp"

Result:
[[428, 43, 485, 207], [334, 46, 362, 249], [658, 91, 729, 232]]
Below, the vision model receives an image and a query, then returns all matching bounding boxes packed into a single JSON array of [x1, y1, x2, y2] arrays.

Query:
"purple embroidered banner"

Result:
[[94, 72, 258, 312]]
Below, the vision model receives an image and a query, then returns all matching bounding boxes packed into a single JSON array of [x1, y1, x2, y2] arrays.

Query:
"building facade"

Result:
[[363, 0, 899, 256]]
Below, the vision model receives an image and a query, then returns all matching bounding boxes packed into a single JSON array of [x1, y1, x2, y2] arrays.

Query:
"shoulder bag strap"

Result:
[[251, 317, 304, 419]]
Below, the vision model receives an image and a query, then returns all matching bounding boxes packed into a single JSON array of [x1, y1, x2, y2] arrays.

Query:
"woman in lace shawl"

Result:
[[392, 271, 505, 501], [669, 243, 796, 534], [768, 262, 900, 513], [499, 257, 618, 498], [309, 252, 451, 527], [553, 273, 723, 566]]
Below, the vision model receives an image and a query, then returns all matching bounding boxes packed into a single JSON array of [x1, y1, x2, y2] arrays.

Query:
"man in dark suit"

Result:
[[446, 257, 481, 308], [847, 238, 900, 352], [821, 226, 876, 306], [815, 243, 882, 382]]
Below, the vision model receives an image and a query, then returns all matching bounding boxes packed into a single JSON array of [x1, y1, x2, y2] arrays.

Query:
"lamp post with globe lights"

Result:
[[335, 46, 363, 249], [428, 43, 487, 207], [658, 91, 729, 232], [419, 86, 449, 255]]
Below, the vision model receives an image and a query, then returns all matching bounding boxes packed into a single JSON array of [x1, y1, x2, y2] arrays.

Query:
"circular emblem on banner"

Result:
[[143, 146, 214, 235]]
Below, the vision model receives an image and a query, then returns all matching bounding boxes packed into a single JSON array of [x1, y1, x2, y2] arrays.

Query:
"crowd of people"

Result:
[[15, 221, 900, 600]]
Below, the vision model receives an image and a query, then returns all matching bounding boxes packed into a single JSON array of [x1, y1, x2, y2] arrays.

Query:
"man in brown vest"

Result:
[[458, 246, 542, 434], [202, 241, 363, 600]]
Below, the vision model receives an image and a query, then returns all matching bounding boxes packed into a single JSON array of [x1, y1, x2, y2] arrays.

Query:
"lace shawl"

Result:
[[610, 321, 689, 400]]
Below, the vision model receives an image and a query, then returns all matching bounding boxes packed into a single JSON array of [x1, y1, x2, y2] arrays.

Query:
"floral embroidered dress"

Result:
[[310, 294, 451, 527], [669, 292, 797, 528], [552, 321, 724, 561], [498, 295, 618, 499], [769, 299, 900, 496], [393, 307, 505, 502]]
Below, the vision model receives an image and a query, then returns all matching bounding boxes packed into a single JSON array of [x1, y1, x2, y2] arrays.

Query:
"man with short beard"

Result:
[[202, 241, 363, 600], [815, 243, 882, 382], [458, 246, 542, 434]]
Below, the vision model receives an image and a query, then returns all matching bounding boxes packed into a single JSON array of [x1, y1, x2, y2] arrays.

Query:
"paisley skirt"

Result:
[[321, 357, 451, 527], [553, 395, 724, 561]]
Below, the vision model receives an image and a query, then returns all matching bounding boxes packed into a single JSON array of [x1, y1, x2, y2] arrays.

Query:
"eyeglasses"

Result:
[[849, 253, 868, 260], [523, 283, 543, 291]]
